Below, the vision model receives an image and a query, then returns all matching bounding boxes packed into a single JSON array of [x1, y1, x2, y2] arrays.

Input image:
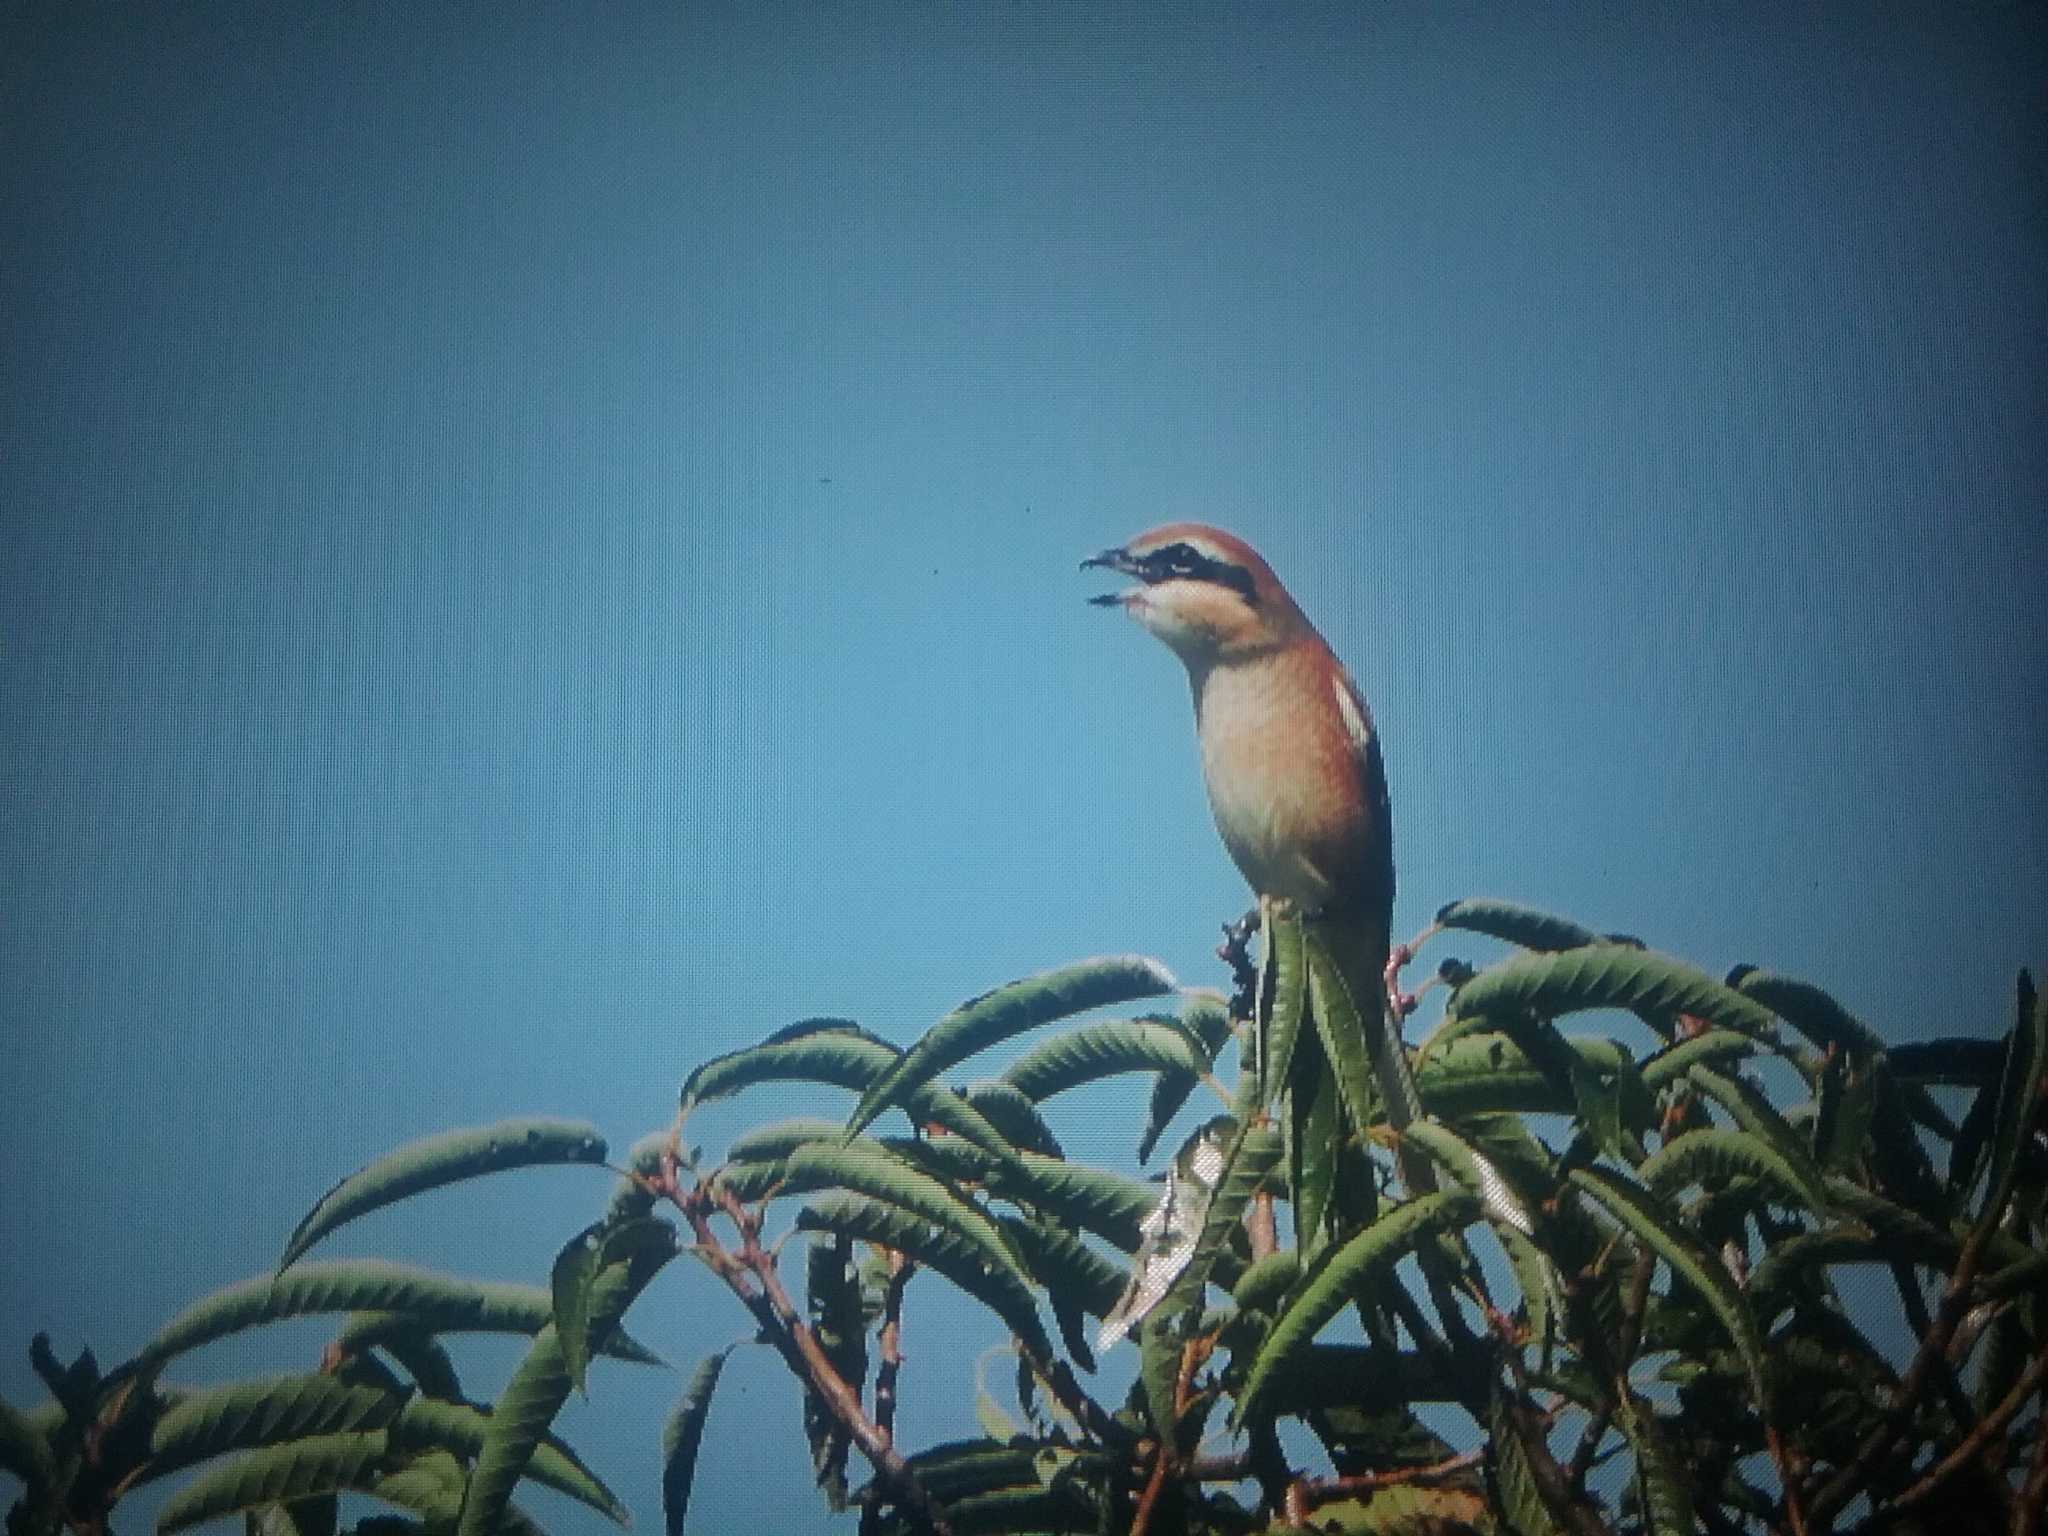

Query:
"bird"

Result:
[[1082, 524, 1431, 1241]]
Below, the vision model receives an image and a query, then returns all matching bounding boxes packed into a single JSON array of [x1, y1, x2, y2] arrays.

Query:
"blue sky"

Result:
[[3, 3, 2044, 1529]]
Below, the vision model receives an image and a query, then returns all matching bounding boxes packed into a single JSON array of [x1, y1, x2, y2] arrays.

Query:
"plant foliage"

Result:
[[4, 900, 2042, 1535]]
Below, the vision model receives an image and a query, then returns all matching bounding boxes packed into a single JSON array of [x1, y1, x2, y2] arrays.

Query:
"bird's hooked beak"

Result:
[[1081, 546, 1144, 607]]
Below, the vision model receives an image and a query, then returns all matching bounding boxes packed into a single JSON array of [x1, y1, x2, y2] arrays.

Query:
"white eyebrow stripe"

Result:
[[1333, 674, 1371, 751]]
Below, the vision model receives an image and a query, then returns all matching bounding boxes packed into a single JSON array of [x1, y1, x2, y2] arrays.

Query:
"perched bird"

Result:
[[1083, 524, 1430, 1237]]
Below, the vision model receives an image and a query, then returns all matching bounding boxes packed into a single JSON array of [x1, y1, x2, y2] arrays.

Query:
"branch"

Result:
[[1298, 1446, 1484, 1511], [873, 1249, 914, 1448], [1881, 1347, 2048, 1518], [1808, 1222, 1996, 1526], [660, 1163, 955, 1536]]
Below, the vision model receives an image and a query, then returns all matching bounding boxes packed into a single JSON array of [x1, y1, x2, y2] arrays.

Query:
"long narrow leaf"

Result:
[[1639, 1128, 1828, 1213], [1000, 1016, 1209, 1104], [1568, 1167, 1766, 1403], [1435, 898, 1605, 952], [1139, 991, 1233, 1165], [142, 1262, 661, 1367], [144, 1377, 404, 1480], [662, 1349, 735, 1536], [680, 1030, 1024, 1170], [846, 955, 1177, 1140], [1455, 947, 1780, 1041], [155, 1432, 392, 1534], [459, 1224, 676, 1536], [795, 1192, 1052, 1363], [1235, 1191, 1480, 1424], [278, 1120, 606, 1272], [1975, 972, 2047, 1233], [388, 1397, 627, 1525]]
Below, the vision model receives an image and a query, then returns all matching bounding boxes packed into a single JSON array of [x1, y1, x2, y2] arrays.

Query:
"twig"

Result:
[[873, 1248, 914, 1449], [1298, 1446, 1485, 1511], [2014, 1367, 2048, 1536], [658, 1161, 955, 1536], [1131, 1334, 1213, 1536], [1808, 1222, 1996, 1526], [1882, 1347, 2048, 1517]]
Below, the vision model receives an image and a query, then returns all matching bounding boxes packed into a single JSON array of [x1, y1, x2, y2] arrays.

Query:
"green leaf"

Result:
[[0, 1392, 59, 1497], [1641, 1030, 1757, 1090], [894, 1439, 1040, 1502], [1434, 898, 1606, 952], [984, 1153, 1161, 1253], [724, 1118, 843, 1163], [1615, 1392, 1696, 1536], [1415, 1032, 1627, 1118], [1812, 1049, 1877, 1177], [1304, 928, 1409, 1136], [1235, 1190, 1480, 1425], [1456, 946, 1780, 1041], [145, 1377, 404, 1481], [1568, 1167, 1766, 1403], [780, 1140, 1027, 1285], [388, 1397, 628, 1524], [999, 1216, 1125, 1318], [1159, 1121, 1281, 1315], [155, 1431, 392, 1534], [1975, 971, 2046, 1233], [1000, 1015, 1210, 1103], [846, 955, 1177, 1140], [1288, 1030, 1342, 1252], [1490, 1384, 1566, 1536], [795, 1192, 1053, 1363], [1685, 1065, 1830, 1206], [936, 1483, 1096, 1535], [803, 1237, 863, 1506], [661, 1349, 735, 1536], [1261, 910, 1310, 1113], [1138, 1314, 1183, 1448], [550, 1224, 608, 1398], [278, 1120, 606, 1273], [1888, 1037, 2008, 1086], [680, 1028, 1025, 1170], [1639, 1128, 1828, 1213], [603, 1131, 673, 1224], [1230, 1252, 1300, 1316], [1731, 968, 1953, 1135], [459, 1222, 676, 1536], [1139, 990, 1233, 1165], [960, 1083, 1065, 1159], [142, 1262, 662, 1367]]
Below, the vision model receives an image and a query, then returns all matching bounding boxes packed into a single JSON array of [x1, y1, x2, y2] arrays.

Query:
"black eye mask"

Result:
[[1140, 543, 1259, 606]]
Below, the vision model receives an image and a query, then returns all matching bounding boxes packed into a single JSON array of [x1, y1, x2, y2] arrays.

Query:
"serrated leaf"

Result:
[[1641, 1030, 1757, 1090], [1812, 1049, 1877, 1177], [796, 1192, 1053, 1363], [459, 1223, 676, 1536], [1732, 968, 1953, 1134], [680, 1028, 1025, 1170], [779, 1140, 1027, 1285], [551, 1224, 607, 1398], [1415, 1032, 1627, 1118], [1457, 947, 1780, 1041], [1261, 910, 1311, 1113], [999, 1015, 1210, 1104], [1235, 1190, 1480, 1424], [661, 1348, 734, 1536], [846, 955, 1177, 1141], [1435, 898, 1606, 952], [961, 1082, 1065, 1159], [1304, 928, 1412, 1145], [1686, 1066, 1830, 1205], [156, 1432, 392, 1534], [142, 1262, 662, 1367], [1640, 1128, 1828, 1213], [803, 1237, 863, 1506], [984, 1153, 1160, 1253], [1568, 1167, 1766, 1403], [1138, 990, 1232, 1165], [145, 1377, 404, 1481], [1615, 1392, 1695, 1536], [278, 1120, 606, 1273], [388, 1396, 627, 1524]]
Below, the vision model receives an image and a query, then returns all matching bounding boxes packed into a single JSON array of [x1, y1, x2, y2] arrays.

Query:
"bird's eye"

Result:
[[1161, 544, 1200, 576]]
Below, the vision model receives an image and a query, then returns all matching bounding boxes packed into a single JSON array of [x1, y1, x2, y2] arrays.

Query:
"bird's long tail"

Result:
[[1315, 909, 1437, 1205]]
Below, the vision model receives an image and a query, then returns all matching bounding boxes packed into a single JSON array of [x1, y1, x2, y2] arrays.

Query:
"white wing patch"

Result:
[[1332, 674, 1371, 752]]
